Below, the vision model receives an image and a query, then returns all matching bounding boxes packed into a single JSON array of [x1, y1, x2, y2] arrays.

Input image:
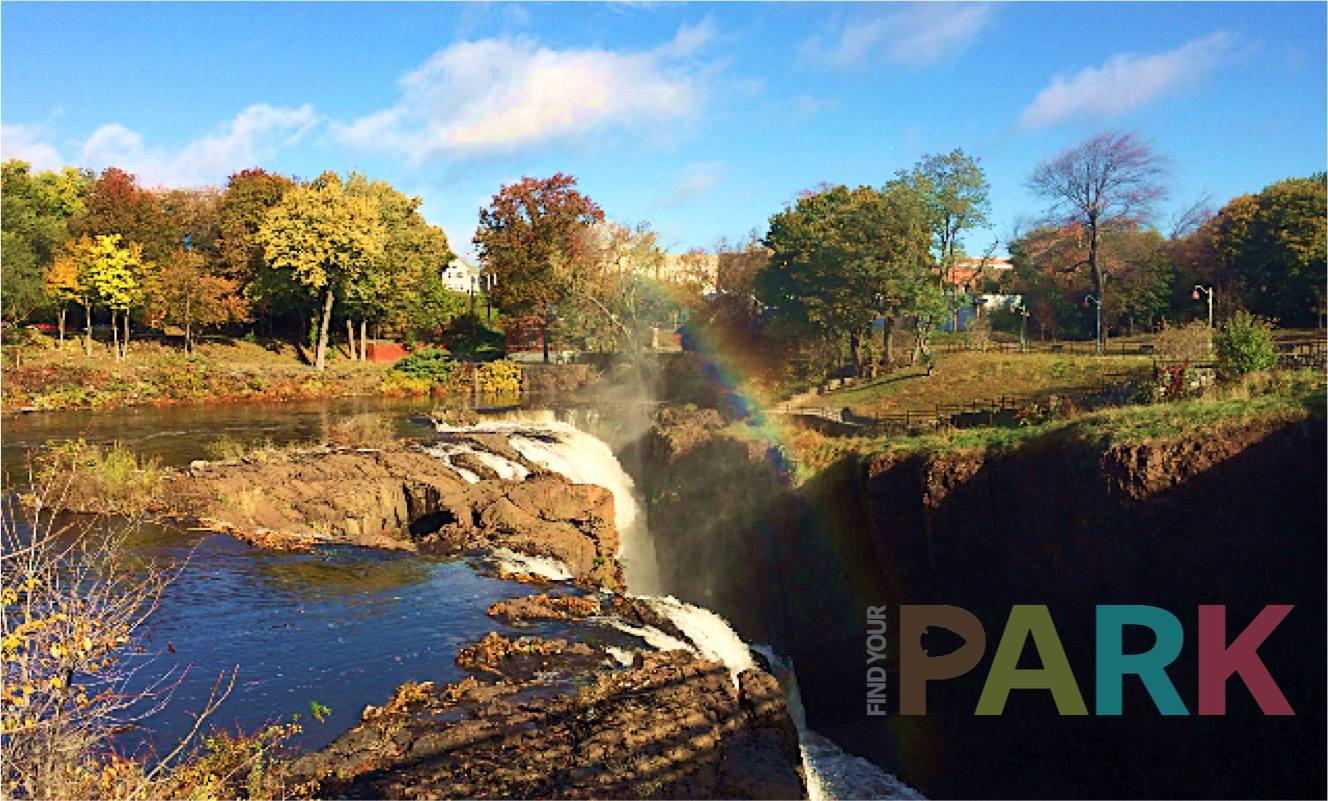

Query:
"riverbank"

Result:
[[0, 337, 597, 414]]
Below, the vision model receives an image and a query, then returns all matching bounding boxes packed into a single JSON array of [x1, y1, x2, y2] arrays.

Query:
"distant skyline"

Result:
[[3, 2, 1325, 257]]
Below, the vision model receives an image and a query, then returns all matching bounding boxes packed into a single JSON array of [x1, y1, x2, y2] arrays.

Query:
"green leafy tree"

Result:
[[342, 174, 455, 356], [1215, 311, 1278, 376], [759, 184, 932, 370], [1, 160, 90, 323], [474, 173, 605, 362], [893, 148, 991, 282], [1209, 174, 1326, 327], [217, 169, 301, 328], [256, 173, 386, 371]]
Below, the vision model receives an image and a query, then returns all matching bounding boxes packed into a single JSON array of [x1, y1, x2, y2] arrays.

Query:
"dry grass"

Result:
[[33, 440, 165, 516], [327, 413, 397, 449]]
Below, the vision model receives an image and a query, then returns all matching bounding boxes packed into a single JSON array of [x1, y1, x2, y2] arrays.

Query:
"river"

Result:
[[2, 396, 918, 799]]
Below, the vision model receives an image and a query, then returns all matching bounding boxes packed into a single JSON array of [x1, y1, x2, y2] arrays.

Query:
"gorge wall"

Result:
[[633, 409, 1327, 798]]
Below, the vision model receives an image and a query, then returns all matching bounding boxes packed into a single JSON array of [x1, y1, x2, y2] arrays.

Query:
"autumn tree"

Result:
[[43, 252, 85, 345], [257, 173, 386, 371], [1028, 131, 1168, 352], [474, 173, 605, 362], [73, 168, 176, 264], [570, 222, 676, 357], [66, 234, 149, 361], [145, 248, 250, 353]]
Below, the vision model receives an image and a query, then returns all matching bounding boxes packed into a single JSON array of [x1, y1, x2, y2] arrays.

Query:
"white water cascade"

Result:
[[428, 409, 919, 800]]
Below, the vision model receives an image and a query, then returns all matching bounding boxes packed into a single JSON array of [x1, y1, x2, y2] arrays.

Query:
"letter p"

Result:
[[900, 605, 986, 715]]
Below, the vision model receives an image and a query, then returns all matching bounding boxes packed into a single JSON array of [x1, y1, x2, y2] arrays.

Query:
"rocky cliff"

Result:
[[638, 407, 1327, 798]]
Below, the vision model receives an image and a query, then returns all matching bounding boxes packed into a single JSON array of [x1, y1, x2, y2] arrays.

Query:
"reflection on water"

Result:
[[117, 529, 558, 754], [0, 396, 437, 483]]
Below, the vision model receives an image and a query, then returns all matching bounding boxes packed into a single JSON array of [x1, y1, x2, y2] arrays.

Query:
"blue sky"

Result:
[[3, 2, 1324, 258]]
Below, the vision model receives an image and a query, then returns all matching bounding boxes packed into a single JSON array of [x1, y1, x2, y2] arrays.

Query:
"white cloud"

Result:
[[658, 161, 724, 208], [333, 24, 714, 162], [0, 125, 64, 172], [801, 3, 995, 69], [1019, 32, 1232, 129], [79, 103, 318, 187]]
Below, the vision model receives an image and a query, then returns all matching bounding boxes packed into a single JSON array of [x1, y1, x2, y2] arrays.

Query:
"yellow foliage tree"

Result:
[[256, 173, 386, 371]]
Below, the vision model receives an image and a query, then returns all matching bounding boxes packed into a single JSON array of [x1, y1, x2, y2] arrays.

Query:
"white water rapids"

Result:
[[429, 409, 920, 800]]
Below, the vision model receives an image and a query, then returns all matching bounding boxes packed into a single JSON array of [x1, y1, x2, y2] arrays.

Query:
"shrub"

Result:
[[204, 435, 250, 462], [34, 439, 164, 516], [379, 371, 434, 396], [1215, 311, 1278, 377], [327, 413, 396, 449], [1154, 321, 1212, 361], [473, 360, 522, 395], [389, 348, 456, 384]]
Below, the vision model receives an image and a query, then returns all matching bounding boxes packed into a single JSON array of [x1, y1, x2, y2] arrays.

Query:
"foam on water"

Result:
[[486, 548, 573, 580]]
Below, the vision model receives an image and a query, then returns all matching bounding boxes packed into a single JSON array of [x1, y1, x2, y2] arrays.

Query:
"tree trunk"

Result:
[[315, 288, 334, 372], [346, 319, 356, 361], [1088, 221, 1103, 354], [58, 306, 66, 345], [184, 293, 192, 354], [541, 322, 550, 364], [882, 314, 895, 368], [360, 320, 367, 361], [849, 331, 861, 375], [84, 303, 93, 356], [122, 311, 130, 359], [110, 310, 121, 362]]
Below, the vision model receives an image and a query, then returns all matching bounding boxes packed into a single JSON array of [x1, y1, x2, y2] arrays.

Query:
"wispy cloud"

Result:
[[333, 22, 716, 162], [801, 3, 995, 69], [1, 124, 64, 172], [78, 104, 318, 187], [658, 161, 725, 208], [1019, 32, 1233, 129]]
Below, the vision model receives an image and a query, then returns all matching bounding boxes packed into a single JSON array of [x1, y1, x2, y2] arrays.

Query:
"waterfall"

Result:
[[441, 412, 661, 594], [428, 410, 920, 800]]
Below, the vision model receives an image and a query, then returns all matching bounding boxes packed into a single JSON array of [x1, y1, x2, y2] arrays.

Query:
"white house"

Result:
[[441, 256, 480, 294]]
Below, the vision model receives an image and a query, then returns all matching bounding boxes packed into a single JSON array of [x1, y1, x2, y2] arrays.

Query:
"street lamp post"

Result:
[[1083, 294, 1102, 355], [1192, 285, 1214, 330], [1015, 301, 1031, 352]]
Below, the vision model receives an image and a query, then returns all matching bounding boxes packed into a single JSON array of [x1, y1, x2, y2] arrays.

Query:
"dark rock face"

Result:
[[168, 446, 622, 587], [637, 407, 1327, 799], [288, 646, 806, 800]]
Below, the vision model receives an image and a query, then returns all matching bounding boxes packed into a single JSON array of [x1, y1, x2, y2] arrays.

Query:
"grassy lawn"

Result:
[[2, 335, 393, 412], [734, 368, 1325, 480], [873, 369, 1325, 457], [807, 351, 1154, 416]]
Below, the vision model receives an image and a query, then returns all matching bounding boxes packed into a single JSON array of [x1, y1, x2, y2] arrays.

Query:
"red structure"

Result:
[[504, 317, 546, 354], [364, 341, 409, 363]]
